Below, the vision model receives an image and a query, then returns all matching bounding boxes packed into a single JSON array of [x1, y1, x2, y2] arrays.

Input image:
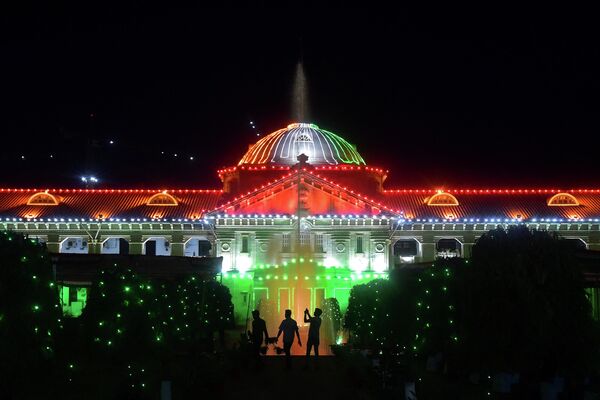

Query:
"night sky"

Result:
[[2, 7, 598, 189]]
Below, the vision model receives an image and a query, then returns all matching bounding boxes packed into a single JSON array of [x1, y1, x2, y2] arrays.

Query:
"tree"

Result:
[[0, 231, 62, 397], [72, 266, 234, 394], [344, 261, 463, 361], [321, 297, 343, 344], [461, 225, 599, 376]]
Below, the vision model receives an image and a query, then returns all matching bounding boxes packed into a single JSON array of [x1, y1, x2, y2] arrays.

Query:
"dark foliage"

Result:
[[344, 261, 461, 359], [321, 297, 343, 344], [461, 225, 599, 376], [0, 232, 62, 398]]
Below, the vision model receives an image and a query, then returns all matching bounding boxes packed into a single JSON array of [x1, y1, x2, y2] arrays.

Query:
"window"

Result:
[[296, 133, 312, 142], [356, 235, 364, 254], [69, 287, 78, 303], [147, 191, 178, 206], [547, 193, 579, 206], [394, 239, 418, 256], [198, 240, 212, 256], [241, 236, 249, 253], [282, 234, 290, 252], [300, 232, 310, 247], [315, 234, 324, 253], [427, 192, 459, 206], [27, 191, 59, 206]]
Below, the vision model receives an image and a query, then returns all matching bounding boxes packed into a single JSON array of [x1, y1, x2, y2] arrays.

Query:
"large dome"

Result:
[[238, 123, 366, 166]]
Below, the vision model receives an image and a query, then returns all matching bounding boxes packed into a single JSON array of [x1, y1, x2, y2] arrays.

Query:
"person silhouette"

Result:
[[304, 307, 322, 368], [276, 309, 301, 369], [249, 310, 269, 366]]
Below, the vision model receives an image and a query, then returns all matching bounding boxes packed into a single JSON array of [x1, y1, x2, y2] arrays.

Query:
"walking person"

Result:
[[249, 310, 269, 368], [276, 309, 301, 370], [304, 307, 322, 369]]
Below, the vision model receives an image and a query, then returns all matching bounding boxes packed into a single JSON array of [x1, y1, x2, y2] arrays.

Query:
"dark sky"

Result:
[[1, 6, 599, 189]]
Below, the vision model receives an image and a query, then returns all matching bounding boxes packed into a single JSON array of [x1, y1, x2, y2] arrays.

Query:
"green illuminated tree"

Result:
[[0, 231, 62, 396], [461, 226, 599, 376], [345, 277, 417, 353], [322, 297, 342, 344], [345, 263, 462, 361], [70, 266, 234, 395]]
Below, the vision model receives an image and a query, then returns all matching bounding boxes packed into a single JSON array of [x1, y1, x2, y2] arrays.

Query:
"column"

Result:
[[129, 234, 143, 255], [171, 233, 184, 257]]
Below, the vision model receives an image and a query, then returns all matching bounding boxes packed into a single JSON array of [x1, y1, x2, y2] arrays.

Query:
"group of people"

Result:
[[249, 307, 322, 369]]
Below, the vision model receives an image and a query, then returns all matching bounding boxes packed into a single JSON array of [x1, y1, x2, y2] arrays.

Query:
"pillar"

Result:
[[129, 234, 143, 255], [171, 233, 184, 257], [46, 234, 60, 253], [420, 242, 435, 263]]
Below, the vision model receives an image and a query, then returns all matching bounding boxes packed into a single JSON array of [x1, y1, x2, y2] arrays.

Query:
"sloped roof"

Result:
[[0, 189, 222, 221], [1, 185, 600, 222], [379, 189, 600, 221]]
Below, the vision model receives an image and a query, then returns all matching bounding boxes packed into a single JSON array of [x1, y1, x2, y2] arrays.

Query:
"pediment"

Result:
[[209, 171, 397, 216]]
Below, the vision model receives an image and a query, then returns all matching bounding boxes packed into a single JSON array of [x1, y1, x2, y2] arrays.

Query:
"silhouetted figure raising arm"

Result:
[[304, 307, 322, 369]]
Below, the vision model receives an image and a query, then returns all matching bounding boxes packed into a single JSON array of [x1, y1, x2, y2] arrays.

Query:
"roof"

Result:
[[379, 189, 600, 221], [1, 185, 600, 222], [238, 123, 366, 166], [0, 188, 222, 221]]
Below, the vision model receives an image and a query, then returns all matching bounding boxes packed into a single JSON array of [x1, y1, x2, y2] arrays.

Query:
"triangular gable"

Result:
[[208, 170, 399, 216]]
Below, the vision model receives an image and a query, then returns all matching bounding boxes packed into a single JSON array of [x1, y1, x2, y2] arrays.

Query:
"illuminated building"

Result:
[[2, 122, 600, 325]]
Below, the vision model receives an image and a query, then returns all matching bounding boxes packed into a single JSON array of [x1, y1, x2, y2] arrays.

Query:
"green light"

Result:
[[124, 286, 131, 292]]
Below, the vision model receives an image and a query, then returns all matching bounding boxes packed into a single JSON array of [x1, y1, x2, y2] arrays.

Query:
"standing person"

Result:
[[304, 307, 322, 368], [249, 310, 269, 367], [276, 309, 301, 370]]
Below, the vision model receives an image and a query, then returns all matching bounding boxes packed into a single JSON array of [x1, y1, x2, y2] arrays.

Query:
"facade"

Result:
[[2, 122, 600, 327]]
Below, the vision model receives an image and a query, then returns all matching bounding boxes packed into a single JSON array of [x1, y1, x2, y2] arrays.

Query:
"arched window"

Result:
[[147, 191, 178, 206], [426, 192, 459, 206], [27, 191, 59, 206], [547, 193, 579, 206], [296, 133, 312, 142]]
